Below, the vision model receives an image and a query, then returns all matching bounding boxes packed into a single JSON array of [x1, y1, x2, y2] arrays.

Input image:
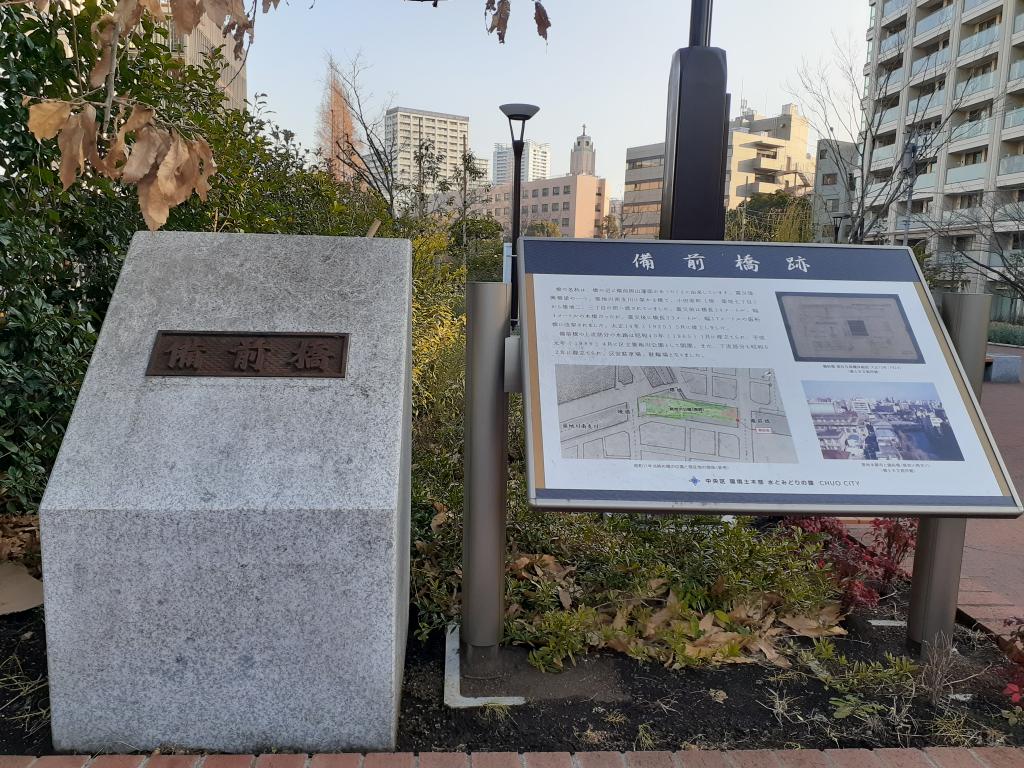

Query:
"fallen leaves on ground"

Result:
[[506, 556, 847, 671]]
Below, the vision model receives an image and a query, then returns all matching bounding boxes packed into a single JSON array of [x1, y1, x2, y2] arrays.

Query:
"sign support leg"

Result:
[[907, 292, 991, 650], [462, 281, 511, 677]]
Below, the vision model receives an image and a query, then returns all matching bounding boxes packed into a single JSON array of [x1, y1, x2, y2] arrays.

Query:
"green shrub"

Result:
[[989, 322, 1024, 346]]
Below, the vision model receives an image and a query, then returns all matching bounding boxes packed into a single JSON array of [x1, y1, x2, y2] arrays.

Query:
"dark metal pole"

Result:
[[689, 0, 713, 46], [660, 4, 728, 242], [510, 139, 524, 325]]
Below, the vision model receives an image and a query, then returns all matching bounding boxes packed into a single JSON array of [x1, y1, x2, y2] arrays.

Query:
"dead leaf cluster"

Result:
[[27, 101, 215, 229], [509, 569, 848, 671], [485, 0, 550, 43], [0, 516, 40, 566]]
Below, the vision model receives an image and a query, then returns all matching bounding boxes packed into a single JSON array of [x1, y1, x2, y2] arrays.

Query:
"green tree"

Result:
[[525, 220, 561, 238]]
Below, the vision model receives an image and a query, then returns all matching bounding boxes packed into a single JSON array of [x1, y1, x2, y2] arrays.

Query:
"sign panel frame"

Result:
[[517, 237, 1022, 518]]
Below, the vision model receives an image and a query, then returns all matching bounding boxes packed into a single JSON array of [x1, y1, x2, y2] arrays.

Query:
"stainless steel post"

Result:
[[908, 292, 991, 649], [462, 281, 511, 677]]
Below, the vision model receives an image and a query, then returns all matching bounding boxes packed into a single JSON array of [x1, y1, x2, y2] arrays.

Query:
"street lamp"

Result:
[[500, 102, 539, 325], [831, 213, 850, 244]]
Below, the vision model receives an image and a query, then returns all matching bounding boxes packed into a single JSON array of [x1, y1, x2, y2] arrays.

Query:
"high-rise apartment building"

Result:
[[620, 104, 815, 239], [570, 126, 597, 176], [812, 139, 858, 243], [860, 0, 1024, 293], [383, 107, 471, 196], [163, 4, 247, 110], [479, 174, 609, 239], [492, 140, 551, 183]]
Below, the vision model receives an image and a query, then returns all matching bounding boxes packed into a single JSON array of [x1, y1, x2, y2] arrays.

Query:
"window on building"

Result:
[[826, 198, 840, 212], [562, 218, 570, 227], [562, 201, 570, 210], [822, 173, 839, 186], [625, 180, 664, 192], [542, 188, 549, 197], [626, 157, 664, 170], [819, 148, 829, 160], [531, 189, 539, 197], [553, 187, 560, 195], [542, 204, 549, 212], [564, 185, 571, 194], [503, 193, 510, 201], [531, 205, 538, 213]]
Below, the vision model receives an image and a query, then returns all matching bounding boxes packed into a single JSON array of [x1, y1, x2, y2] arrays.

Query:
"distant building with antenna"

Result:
[[570, 125, 597, 176]]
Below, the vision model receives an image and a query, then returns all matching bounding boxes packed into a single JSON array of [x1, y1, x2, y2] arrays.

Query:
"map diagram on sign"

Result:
[[555, 365, 797, 464]]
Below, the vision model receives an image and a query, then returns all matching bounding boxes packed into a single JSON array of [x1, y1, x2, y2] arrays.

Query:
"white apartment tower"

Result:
[[570, 126, 597, 176], [863, 0, 1024, 293], [384, 107, 471, 195], [493, 140, 551, 183]]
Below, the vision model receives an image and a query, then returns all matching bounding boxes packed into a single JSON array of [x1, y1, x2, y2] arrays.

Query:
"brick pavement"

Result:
[[958, 346, 1024, 647], [1, 753, 1021, 768]]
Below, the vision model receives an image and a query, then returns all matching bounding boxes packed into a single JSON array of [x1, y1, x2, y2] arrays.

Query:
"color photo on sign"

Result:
[[556, 364, 797, 464], [803, 380, 964, 462]]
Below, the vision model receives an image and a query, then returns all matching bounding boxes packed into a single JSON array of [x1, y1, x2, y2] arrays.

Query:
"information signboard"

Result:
[[518, 238, 1022, 517]]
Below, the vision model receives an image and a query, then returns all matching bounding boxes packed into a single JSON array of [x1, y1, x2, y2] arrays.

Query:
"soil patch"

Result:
[[0, 591, 1021, 754]]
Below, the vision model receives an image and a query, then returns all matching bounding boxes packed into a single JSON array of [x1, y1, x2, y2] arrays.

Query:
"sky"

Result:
[[246, 1, 871, 198]]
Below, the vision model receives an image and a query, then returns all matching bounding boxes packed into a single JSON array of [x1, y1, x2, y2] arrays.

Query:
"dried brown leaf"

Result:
[[32, 0, 50, 12], [487, 0, 510, 43], [430, 510, 450, 531], [168, 0, 203, 36], [89, 15, 118, 89], [534, 1, 550, 40], [644, 605, 674, 637], [122, 124, 168, 184], [27, 100, 72, 141], [137, 169, 171, 230], [113, 0, 143, 30], [57, 111, 86, 190], [79, 104, 101, 168], [262, 0, 281, 11], [138, 0, 165, 20], [558, 588, 571, 610]]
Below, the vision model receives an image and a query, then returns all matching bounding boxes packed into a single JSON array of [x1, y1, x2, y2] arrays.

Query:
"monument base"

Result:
[[39, 233, 412, 752]]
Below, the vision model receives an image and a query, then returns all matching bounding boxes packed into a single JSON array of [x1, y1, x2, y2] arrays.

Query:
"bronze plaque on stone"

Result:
[[146, 331, 348, 378]]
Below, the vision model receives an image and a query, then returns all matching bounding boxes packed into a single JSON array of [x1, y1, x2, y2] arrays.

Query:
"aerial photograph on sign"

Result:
[[804, 380, 964, 461], [556, 365, 797, 463], [777, 292, 924, 364]]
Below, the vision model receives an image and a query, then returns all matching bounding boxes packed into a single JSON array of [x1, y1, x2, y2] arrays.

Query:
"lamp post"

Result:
[[831, 213, 850, 244], [500, 103, 539, 326]]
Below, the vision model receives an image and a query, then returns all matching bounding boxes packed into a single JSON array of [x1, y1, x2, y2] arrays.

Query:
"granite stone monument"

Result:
[[39, 232, 412, 752]]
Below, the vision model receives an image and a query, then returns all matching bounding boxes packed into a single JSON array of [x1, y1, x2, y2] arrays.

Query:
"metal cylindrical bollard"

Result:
[[462, 281, 511, 677], [908, 293, 991, 650]]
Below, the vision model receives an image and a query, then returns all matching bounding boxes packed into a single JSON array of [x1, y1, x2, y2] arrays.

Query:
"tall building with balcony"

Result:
[[162, 3, 247, 110], [620, 104, 815, 239], [383, 107, 471, 196], [492, 140, 551, 183], [863, 0, 1024, 291]]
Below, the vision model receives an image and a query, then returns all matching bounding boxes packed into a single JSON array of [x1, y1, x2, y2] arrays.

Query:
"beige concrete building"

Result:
[[725, 103, 816, 208], [163, 5, 247, 110], [621, 104, 815, 239], [481, 174, 610, 239], [493, 140, 551, 183], [384, 107, 471, 196]]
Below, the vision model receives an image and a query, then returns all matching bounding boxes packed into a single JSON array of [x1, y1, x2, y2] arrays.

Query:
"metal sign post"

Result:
[[908, 292, 992, 650]]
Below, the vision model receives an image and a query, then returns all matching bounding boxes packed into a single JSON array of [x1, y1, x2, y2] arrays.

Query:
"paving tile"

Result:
[[724, 752, 782, 768], [31, 759, 89, 768], [871, 750, 933, 768], [773, 752, 830, 768], [970, 748, 1024, 768], [624, 754, 673, 768], [958, 592, 1017, 607], [203, 757, 255, 768], [523, 755, 571, 768], [823, 751, 884, 768], [148, 756, 202, 768], [418, 755, 469, 768], [254, 756, 306, 768], [90, 758, 146, 768], [363, 755, 414, 768], [310, 756, 361, 768], [0, 759, 36, 768], [923, 748, 985, 768], [674, 753, 731, 768], [574, 753, 625, 768], [471, 755, 521, 768]]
